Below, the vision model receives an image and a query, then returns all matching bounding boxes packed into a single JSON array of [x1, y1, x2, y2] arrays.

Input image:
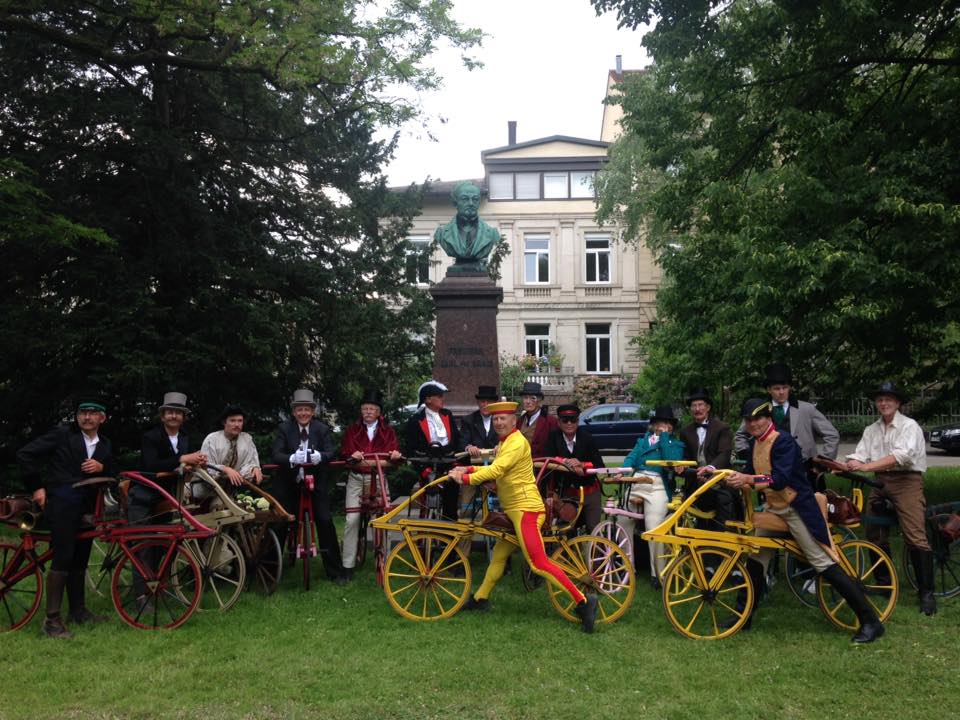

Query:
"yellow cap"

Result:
[[486, 401, 519, 415]]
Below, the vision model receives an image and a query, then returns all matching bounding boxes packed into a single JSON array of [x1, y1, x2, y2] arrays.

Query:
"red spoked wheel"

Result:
[[111, 539, 202, 630], [301, 511, 313, 591], [0, 543, 43, 632]]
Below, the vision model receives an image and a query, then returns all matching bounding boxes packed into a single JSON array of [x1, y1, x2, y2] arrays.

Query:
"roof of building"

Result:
[[481, 135, 609, 160]]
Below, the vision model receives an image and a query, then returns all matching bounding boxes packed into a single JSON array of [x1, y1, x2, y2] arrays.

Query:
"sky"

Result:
[[384, 0, 651, 186]]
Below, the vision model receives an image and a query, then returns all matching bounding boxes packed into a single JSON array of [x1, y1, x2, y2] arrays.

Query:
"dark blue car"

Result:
[[580, 403, 650, 452]]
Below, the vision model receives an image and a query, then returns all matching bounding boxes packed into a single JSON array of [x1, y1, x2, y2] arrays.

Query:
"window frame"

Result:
[[585, 322, 612, 374], [523, 234, 551, 285], [584, 233, 612, 284], [405, 234, 431, 286], [524, 324, 551, 360]]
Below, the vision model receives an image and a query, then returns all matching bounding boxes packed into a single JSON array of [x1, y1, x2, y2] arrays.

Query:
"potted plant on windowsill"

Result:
[[546, 349, 564, 373], [520, 354, 538, 372]]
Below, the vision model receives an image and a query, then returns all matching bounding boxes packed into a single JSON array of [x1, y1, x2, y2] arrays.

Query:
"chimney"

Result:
[[508, 120, 517, 146], [615, 55, 622, 74]]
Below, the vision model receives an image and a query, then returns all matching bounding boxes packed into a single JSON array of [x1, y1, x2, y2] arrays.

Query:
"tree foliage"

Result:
[[592, 0, 960, 406], [0, 1, 481, 454]]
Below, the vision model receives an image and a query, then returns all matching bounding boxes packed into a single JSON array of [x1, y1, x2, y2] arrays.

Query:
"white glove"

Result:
[[289, 449, 309, 466], [309, 451, 323, 465]]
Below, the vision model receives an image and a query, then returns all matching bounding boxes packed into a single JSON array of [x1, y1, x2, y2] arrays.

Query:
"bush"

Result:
[[574, 376, 634, 408]]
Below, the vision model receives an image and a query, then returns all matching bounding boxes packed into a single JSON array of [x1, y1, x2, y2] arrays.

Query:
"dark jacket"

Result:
[[519, 409, 559, 458], [544, 426, 605, 492], [404, 408, 461, 459], [271, 418, 336, 481], [460, 410, 498, 451], [18, 424, 116, 494], [678, 418, 733, 469], [140, 425, 193, 492]]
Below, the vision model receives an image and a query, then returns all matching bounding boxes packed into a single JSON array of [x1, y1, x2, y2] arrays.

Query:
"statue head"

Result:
[[451, 182, 481, 223]]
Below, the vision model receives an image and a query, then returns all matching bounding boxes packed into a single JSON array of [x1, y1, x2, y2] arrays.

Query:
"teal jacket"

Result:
[[622, 431, 686, 497]]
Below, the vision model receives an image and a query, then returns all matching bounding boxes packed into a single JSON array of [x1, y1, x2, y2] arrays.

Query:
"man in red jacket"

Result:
[[518, 381, 558, 458], [339, 389, 401, 581]]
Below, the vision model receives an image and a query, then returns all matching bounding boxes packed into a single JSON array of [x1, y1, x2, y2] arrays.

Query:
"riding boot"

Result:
[[42, 571, 73, 639], [909, 548, 937, 616], [819, 564, 884, 643], [66, 570, 107, 624]]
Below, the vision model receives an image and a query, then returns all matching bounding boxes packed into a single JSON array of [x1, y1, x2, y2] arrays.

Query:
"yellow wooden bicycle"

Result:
[[643, 462, 898, 640], [369, 466, 636, 623]]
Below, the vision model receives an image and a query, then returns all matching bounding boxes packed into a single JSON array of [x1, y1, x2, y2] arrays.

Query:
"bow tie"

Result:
[[696, 423, 709, 430]]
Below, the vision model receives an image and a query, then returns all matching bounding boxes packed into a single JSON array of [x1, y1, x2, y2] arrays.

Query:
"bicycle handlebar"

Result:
[[812, 456, 884, 488]]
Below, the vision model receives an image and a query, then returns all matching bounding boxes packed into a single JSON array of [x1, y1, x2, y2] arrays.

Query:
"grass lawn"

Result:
[[2, 470, 959, 720]]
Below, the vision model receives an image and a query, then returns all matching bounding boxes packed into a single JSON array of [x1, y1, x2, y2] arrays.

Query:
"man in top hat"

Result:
[[404, 380, 462, 521], [518, 381, 558, 458], [735, 363, 839, 476], [544, 403, 606, 533], [18, 398, 117, 638], [846, 382, 936, 616], [338, 389, 401, 581], [619, 406, 686, 587], [459, 385, 501, 518], [448, 401, 599, 633], [727, 399, 884, 642], [677, 388, 735, 527], [201, 404, 263, 486], [271, 388, 346, 584]]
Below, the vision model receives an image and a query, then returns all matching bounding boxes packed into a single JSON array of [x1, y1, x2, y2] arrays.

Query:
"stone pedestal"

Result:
[[431, 273, 503, 417]]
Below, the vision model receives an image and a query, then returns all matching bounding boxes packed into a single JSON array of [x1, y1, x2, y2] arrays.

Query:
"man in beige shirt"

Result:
[[845, 382, 935, 615]]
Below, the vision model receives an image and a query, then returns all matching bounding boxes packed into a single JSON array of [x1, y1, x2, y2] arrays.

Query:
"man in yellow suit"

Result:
[[448, 401, 598, 633]]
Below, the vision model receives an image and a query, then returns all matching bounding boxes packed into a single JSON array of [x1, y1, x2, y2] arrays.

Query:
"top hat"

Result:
[[740, 398, 773, 419], [868, 381, 909, 404], [417, 380, 448, 405], [556, 403, 581, 419], [290, 389, 318, 407], [485, 401, 519, 415], [475, 385, 499, 401], [219, 404, 246, 424], [520, 381, 544, 398], [159, 391, 189, 413], [649, 405, 680, 428], [685, 388, 712, 406], [763, 363, 793, 387], [359, 389, 384, 409]]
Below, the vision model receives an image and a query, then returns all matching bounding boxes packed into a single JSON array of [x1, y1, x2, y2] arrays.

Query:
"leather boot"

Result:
[[819, 564, 884, 643], [574, 593, 598, 634], [66, 571, 107, 625], [42, 571, 73, 639], [909, 548, 937, 616]]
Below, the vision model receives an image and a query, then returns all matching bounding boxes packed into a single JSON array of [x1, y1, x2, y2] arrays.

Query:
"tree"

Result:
[[0, 1, 481, 456], [592, 1, 960, 407]]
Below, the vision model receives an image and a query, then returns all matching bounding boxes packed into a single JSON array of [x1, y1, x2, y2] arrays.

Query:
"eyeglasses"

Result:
[[558, 417, 579, 423]]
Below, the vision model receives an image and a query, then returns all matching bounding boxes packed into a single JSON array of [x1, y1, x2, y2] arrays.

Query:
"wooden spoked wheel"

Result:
[[591, 520, 634, 572], [0, 543, 42, 632], [240, 526, 283, 595], [817, 539, 898, 631], [383, 532, 471, 621], [661, 548, 753, 640], [184, 533, 246, 612], [786, 526, 856, 608], [546, 535, 636, 626], [86, 538, 120, 597], [355, 514, 368, 568], [901, 531, 960, 598], [111, 540, 202, 630]]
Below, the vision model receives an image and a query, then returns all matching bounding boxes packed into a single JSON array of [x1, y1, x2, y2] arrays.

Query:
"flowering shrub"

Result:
[[574, 375, 634, 408]]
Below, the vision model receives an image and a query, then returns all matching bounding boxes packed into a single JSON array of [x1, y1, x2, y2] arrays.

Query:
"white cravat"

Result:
[[482, 415, 492, 434], [425, 408, 449, 445], [365, 420, 378, 443]]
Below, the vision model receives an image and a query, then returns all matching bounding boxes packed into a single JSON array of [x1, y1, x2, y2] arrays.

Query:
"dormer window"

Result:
[[487, 171, 596, 200]]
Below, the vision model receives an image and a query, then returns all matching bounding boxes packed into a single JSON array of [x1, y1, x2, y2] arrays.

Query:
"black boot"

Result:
[[66, 570, 107, 625], [575, 593, 598, 634], [819, 564, 884, 644], [909, 548, 937, 616], [42, 571, 73, 639], [723, 559, 765, 631]]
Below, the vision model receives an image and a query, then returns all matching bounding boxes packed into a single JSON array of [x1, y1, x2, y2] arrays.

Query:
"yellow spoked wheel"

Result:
[[546, 535, 636, 625], [817, 539, 898, 631], [661, 548, 753, 640], [383, 532, 471, 621]]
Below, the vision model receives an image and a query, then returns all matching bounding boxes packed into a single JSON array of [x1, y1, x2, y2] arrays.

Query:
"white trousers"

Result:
[[619, 474, 669, 579], [342, 471, 369, 569]]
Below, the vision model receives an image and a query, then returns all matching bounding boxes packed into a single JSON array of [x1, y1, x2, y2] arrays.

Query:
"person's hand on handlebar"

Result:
[[389, 450, 402, 462], [696, 464, 716, 478], [448, 466, 468, 484], [562, 458, 585, 475], [845, 459, 865, 472], [289, 449, 320, 466], [465, 444, 482, 458], [351, 450, 364, 461], [724, 471, 752, 489]]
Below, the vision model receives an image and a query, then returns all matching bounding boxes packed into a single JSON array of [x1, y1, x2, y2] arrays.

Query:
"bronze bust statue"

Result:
[[435, 181, 500, 274]]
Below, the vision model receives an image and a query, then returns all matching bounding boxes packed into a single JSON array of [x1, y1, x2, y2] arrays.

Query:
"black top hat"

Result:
[[685, 388, 712, 406], [475, 385, 499, 400], [219, 404, 246, 424], [520, 381, 544, 398], [556, 404, 581, 418], [649, 405, 680, 428], [740, 398, 773, 419], [359, 389, 384, 409], [763, 363, 793, 387], [868, 381, 909, 404]]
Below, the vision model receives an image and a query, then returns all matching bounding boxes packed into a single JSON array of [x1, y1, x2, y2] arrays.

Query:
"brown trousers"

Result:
[[866, 471, 930, 551]]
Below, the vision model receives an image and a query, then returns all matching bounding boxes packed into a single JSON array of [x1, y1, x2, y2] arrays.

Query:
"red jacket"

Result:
[[339, 419, 399, 460], [520, 410, 559, 459]]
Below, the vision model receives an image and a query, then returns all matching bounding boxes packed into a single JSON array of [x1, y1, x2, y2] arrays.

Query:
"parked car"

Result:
[[929, 422, 960, 454], [579, 403, 650, 452]]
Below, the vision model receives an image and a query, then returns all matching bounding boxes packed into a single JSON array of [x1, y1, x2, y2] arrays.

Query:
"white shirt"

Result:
[[298, 425, 311, 452], [482, 415, 492, 435], [526, 409, 542, 427], [365, 420, 378, 443], [83, 433, 99, 459], [846, 411, 927, 472], [696, 425, 707, 447], [564, 435, 576, 454], [167, 432, 179, 454], [425, 408, 449, 445]]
